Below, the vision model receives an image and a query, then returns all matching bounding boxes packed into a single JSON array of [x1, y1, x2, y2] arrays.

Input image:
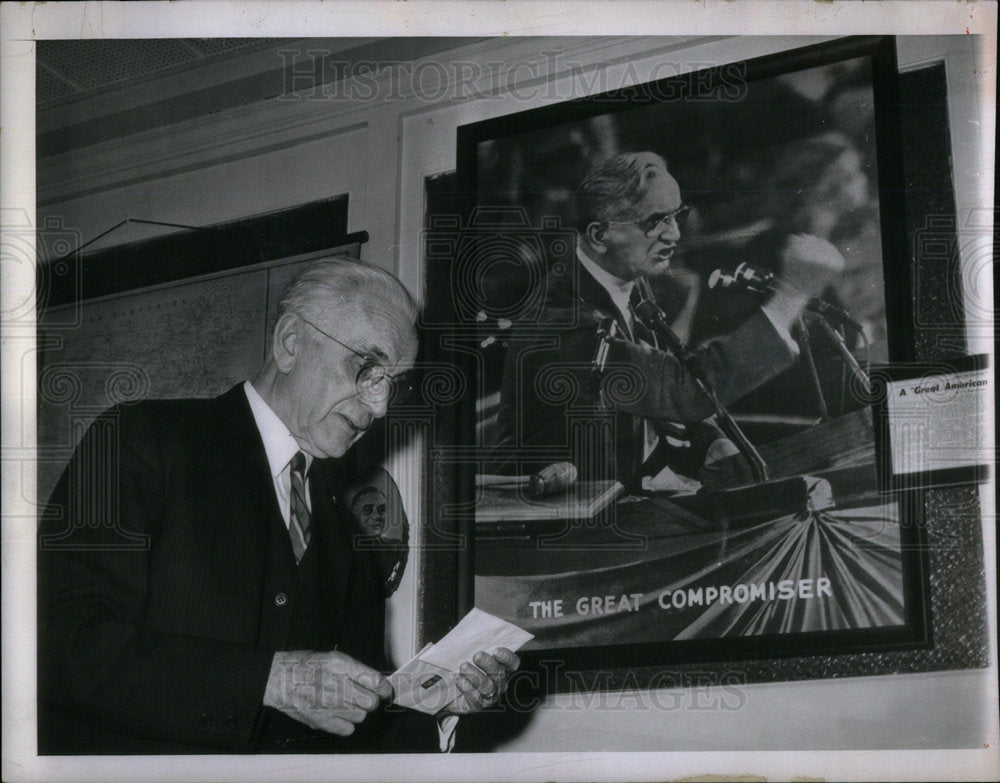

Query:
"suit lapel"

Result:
[[554, 261, 636, 340], [214, 385, 297, 569]]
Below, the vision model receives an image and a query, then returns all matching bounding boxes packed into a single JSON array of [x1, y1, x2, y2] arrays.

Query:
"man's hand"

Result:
[[777, 233, 846, 299], [263, 650, 392, 736], [765, 233, 847, 328], [441, 648, 520, 716]]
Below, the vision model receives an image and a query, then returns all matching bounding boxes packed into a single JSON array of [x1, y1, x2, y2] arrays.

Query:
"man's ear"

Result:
[[271, 312, 301, 373], [584, 221, 608, 252]]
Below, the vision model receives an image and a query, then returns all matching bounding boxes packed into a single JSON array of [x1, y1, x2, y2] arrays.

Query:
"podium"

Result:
[[703, 408, 875, 489], [472, 411, 902, 649]]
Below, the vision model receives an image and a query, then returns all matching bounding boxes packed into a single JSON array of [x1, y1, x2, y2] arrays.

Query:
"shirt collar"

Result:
[[576, 243, 635, 327], [243, 381, 313, 478]]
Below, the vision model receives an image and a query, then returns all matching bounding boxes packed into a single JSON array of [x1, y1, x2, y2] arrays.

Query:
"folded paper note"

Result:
[[389, 608, 533, 714]]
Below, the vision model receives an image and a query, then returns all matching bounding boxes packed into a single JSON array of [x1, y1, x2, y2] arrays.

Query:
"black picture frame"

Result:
[[441, 35, 947, 688]]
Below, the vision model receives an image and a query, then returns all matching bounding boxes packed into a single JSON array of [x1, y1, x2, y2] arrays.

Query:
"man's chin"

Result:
[[646, 258, 673, 276], [305, 438, 350, 460]]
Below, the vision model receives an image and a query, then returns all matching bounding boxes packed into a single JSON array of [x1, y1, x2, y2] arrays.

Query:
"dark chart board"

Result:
[[36, 219, 362, 507]]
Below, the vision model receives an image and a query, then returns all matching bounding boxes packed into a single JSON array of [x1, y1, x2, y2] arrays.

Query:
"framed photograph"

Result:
[[453, 36, 934, 676]]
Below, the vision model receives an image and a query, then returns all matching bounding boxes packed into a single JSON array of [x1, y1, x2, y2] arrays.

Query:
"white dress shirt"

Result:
[[243, 381, 312, 527], [576, 246, 636, 338]]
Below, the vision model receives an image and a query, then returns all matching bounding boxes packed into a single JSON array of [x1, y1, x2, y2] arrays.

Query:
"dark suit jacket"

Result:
[[37, 384, 436, 754], [490, 262, 795, 486]]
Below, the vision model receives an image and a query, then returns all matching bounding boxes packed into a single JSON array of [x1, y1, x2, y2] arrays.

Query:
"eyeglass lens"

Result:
[[644, 205, 688, 236], [356, 364, 412, 405]]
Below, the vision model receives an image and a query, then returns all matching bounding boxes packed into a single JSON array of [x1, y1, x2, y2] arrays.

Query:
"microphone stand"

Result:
[[633, 278, 769, 484], [796, 314, 830, 422], [810, 314, 872, 397]]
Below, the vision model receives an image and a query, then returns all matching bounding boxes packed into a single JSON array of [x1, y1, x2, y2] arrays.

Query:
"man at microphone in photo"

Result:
[[489, 151, 845, 492]]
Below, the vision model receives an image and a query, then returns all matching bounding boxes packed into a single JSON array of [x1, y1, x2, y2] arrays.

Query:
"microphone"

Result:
[[632, 277, 689, 358], [631, 276, 770, 483], [707, 262, 862, 331], [588, 317, 619, 395], [475, 310, 514, 349], [707, 262, 775, 295]]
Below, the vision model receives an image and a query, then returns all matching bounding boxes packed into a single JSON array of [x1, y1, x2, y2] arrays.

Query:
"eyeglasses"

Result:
[[606, 204, 690, 238], [297, 315, 412, 406]]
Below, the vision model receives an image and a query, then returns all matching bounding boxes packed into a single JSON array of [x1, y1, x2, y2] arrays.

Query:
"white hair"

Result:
[[276, 256, 418, 357], [575, 151, 672, 231]]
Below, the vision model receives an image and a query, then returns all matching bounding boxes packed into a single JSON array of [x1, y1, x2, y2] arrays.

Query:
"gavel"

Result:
[[475, 462, 579, 497]]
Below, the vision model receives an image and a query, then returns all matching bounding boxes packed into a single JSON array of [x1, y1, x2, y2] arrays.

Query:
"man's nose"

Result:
[[658, 219, 681, 242], [363, 394, 389, 419]]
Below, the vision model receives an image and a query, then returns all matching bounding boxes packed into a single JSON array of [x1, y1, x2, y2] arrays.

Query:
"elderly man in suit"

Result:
[[490, 151, 845, 489], [38, 258, 518, 754]]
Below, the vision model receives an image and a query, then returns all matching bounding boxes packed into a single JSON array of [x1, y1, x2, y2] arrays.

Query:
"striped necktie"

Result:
[[288, 452, 311, 564], [628, 285, 657, 346], [628, 285, 661, 460]]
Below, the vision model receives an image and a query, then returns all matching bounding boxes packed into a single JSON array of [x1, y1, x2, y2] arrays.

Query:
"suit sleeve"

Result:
[[604, 309, 796, 421], [37, 405, 276, 752]]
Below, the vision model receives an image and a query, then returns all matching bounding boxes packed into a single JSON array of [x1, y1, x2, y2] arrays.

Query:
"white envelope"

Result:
[[389, 608, 533, 714]]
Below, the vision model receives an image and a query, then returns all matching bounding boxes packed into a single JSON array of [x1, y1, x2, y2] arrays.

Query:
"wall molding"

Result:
[[38, 36, 716, 203]]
